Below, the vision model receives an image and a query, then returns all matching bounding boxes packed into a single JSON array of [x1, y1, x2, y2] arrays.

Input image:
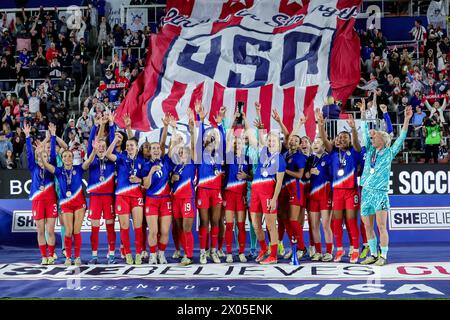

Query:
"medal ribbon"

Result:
[[64, 167, 73, 192]]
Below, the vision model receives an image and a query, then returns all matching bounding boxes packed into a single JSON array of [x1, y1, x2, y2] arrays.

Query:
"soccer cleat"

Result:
[[217, 249, 225, 258], [107, 255, 117, 265], [125, 254, 134, 265], [88, 256, 98, 265], [41, 257, 48, 265], [334, 249, 345, 262], [260, 256, 277, 265], [172, 250, 181, 259], [360, 245, 370, 259], [200, 251, 208, 264], [377, 246, 381, 258], [47, 257, 55, 265], [278, 241, 285, 256], [255, 250, 268, 262], [135, 254, 142, 265], [64, 258, 72, 267], [348, 246, 354, 258], [283, 250, 293, 260], [158, 251, 168, 264], [374, 256, 387, 266], [211, 251, 221, 264], [321, 253, 333, 262], [311, 253, 322, 262], [239, 253, 247, 263], [53, 253, 58, 260], [360, 255, 378, 265], [149, 253, 158, 265], [206, 249, 211, 258], [297, 248, 308, 260], [350, 251, 359, 264], [180, 257, 193, 266], [309, 245, 316, 258], [74, 257, 82, 267]]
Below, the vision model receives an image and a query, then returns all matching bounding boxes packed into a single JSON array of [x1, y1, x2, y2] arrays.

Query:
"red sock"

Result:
[[315, 242, 322, 254], [344, 218, 352, 245], [270, 243, 278, 258], [218, 227, 224, 251], [289, 220, 305, 250], [237, 222, 246, 254], [150, 245, 157, 253], [258, 240, 267, 251], [225, 222, 234, 254], [206, 231, 210, 251], [90, 226, 100, 253], [332, 219, 343, 248], [308, 223, 314, 247], [283, 219, 294, 244], [347, 219, 360, 250], [120, 228, 131, 255], [64, 236, 72, 258], [326, 243, 333, 254], [106, 223, 116, 252], [134, 227, 143, 255], [211, 226, 219, 249], [48, 244, 55, 257], [142, 227, 147, 252], [158, 242, 167, 252], [360, 219, 368, 244], [73, 233, 82, 258], [39, 245, 47, 258], [277, 218, 285, 242], [184, 231, 194, 258], [172, 224, 180, 251], [199, 226, 208, 250]]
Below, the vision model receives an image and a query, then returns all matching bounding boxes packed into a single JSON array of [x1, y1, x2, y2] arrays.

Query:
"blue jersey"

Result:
[[86, 156, 116, 195], [252, 147, 286, 195], [330, 146, 360, 189], [26, 136, 57, 201], [196, 122, 225, 190], [142, 155, 173, 198], [225, 151, 250, 194], [308, 153, 332, 200], [282, 148, 306, 198], [171, 160, 197, 199], [358, 147, 367, 177], [115, 152, 145, 198], [54, 165, 85, 202]]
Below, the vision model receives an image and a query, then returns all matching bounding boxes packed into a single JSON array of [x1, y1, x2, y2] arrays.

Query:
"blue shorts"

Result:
[[360, 188, 390, 217]]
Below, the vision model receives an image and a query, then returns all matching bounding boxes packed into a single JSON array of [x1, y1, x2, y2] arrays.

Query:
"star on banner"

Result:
[[287, 0, 304, 6]]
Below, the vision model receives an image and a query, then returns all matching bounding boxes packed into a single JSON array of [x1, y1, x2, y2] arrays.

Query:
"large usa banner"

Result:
[[116, 0, 362, 135]]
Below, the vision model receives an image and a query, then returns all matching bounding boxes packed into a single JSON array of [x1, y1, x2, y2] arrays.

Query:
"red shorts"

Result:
[[250, 192, 276, 215], [172, 197, 196, 219], [309, 197, 332, 212], [196, 188, 222, 209], [223, 190, 246, 212], [288, 191, 302, 207], [332, 188, 360, 211], [60, 197, 86, 214], [299, 183, 310, 207], [32, 199, 58, 220], [88, 195, 115, 220], [145, 197, 172, 217], [115, 195, 144, 215]]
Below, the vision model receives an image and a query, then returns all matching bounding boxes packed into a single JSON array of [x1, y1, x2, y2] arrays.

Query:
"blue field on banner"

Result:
[[1, 244, 450, 299]]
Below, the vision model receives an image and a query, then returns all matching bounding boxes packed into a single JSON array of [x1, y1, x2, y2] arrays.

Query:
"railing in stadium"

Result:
[[77, 75, 91, 112]]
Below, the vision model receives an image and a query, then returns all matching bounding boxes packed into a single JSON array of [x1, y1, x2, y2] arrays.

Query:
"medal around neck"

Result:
[[370, 168, 375, 174], [337, 169, 344, 177], [66, 191, 72, 197]]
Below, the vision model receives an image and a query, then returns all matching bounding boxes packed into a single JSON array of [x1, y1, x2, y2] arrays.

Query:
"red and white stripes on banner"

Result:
[[157, 80, 319, 139]]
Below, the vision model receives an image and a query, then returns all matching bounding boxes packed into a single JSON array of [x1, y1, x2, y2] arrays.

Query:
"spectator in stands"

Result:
[[409, 106, 426, 151], [435, 72, 449, 94], [46, 42, 59, 65], [423, 115, 443, 163], [0, 131, 13, 167], [424, 96, 447, 124], [4, 150, 17, 169], [373, 30, 387, 57], [409, 19, 427, 42], [26, 86, 40, 116], [357, 73, 379, 92], [77, 107, 93, 140], [12, 127, 25, 161], [98, 16, 111, 46]]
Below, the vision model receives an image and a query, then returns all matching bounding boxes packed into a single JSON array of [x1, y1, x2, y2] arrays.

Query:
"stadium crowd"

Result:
[[0, 5, 448, 171]]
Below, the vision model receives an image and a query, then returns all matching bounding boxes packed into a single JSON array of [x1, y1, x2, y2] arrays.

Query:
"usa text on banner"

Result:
[[115, 0, 362, 133]]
